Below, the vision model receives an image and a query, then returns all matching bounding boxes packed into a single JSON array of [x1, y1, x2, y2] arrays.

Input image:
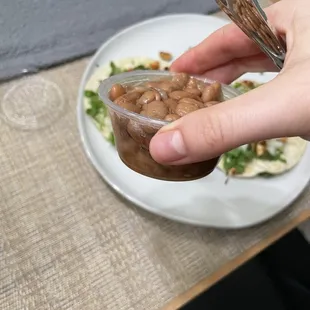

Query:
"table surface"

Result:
[[3, 1, 310, 310]]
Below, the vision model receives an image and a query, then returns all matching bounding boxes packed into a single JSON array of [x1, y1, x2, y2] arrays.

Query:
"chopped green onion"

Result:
[[84, 90, 106, 118], [132, 65, 148, 70], [107, 132, 115, 145], [232, 80, 262, 93], [222, 147, 256, 175], [84, 90, 97, 98], [232, 82, 242, 88], [258, 149, 286, 163], [109, 62, 123, 76], [223, 80, 288, 176]]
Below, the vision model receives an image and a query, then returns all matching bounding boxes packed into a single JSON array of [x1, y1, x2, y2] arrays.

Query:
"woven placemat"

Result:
[[0, 58, 309, 310]]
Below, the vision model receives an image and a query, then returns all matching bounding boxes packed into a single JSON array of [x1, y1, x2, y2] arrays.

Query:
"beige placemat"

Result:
[[0, 58, 309, 310]]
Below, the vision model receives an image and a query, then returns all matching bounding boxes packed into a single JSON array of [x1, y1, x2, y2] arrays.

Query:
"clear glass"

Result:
[[98, 70, 240, 181]]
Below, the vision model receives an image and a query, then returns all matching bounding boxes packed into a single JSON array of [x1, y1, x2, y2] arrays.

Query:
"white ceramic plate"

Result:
[[77, 14, 310, 228]]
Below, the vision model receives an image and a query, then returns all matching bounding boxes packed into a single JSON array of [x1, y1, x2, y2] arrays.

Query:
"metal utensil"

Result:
[[216, 0, 286, 70]]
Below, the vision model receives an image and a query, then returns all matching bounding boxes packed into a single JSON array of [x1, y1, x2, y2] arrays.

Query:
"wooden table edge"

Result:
[[162, 210, 310, 310]]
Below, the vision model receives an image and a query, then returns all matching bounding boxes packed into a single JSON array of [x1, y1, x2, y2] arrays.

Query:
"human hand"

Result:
[[150, 0, 310, 165]]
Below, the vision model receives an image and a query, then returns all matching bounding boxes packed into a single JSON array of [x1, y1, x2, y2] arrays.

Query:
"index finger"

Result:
[[171, 23, 261, 74]]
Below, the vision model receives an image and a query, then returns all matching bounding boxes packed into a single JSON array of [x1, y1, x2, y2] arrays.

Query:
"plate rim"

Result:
[[77, 13, 310, 229]]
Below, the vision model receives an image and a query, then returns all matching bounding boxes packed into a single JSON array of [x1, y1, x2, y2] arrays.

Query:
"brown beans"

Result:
[[145, 81, 161, 88], [107, 75, 226, 181], [179, 97, 203, 108], [125, 91, 142, 101], [127, 121, 151, 150], [202, 82, 223, 103], [138, 90, 156, 105], [196, 80, 207, 92], [117, 101, 141, 114], [184, 87, 201, 97], [159, 81, 180, 93], [172, 73, 189, 88], [109, 84, 126, 100], [203, 101, 220, 108], [110, 77, 223, 121], [159, 51, 173, 61], [164, 114, 180, 122], [175, 101, 199, 117], [144, 101, 168, 120], [132, 86, 151, 93], [186, 77, 198, 89], [114, 91, 141, 105], [169, 90, 196, 101], [151, 87, 168, 100], [149, 61, 160, 70], [164, 98, 178, 114]]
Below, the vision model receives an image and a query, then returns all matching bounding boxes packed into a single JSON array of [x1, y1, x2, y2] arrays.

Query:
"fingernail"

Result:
[[158, 120, 178, 132], [151, 130, 187, 162]]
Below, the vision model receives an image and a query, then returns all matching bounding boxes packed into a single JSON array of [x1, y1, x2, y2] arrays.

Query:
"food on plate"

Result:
[[217, 138, 307, 178], [218, 80, 307, 178], [85, 70, 262, 147], [159, 51, 173, 61], [84, 57, 170, 145], [85, 55, 306, 180], [98, 71, 235, 181], [232, 80, 262, 93], [109, 73, 223, 119]]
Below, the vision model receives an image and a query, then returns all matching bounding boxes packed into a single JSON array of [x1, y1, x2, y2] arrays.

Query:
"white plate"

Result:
[[77, 14, 310, 229]]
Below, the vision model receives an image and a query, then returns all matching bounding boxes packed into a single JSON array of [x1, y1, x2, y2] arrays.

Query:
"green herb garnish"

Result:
[[109, 62, 149, 77], [86, 95, 105, 117], [84, 90, 97, 98], [258, 149, 286, 163], [132, 65, 147, 70], [232, 80, 261, 93], [107, 132, 115, 145], [222, 143, 287, 176], [223, 148, 255, 175], [232, 82, 242, 89], [109, 61, 123, 76], [223, 81, 287, 176], [85, 91, 107, 121]]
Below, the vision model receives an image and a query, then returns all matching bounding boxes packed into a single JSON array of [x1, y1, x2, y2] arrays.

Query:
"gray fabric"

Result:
[[0, 0, 219, 81]]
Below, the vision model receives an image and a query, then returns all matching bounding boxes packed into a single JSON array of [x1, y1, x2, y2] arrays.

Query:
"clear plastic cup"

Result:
[[98, 70, 240, 181]]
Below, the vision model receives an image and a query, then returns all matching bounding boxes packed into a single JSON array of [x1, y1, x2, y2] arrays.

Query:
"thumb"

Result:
[[149, 76, 307, 165]]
